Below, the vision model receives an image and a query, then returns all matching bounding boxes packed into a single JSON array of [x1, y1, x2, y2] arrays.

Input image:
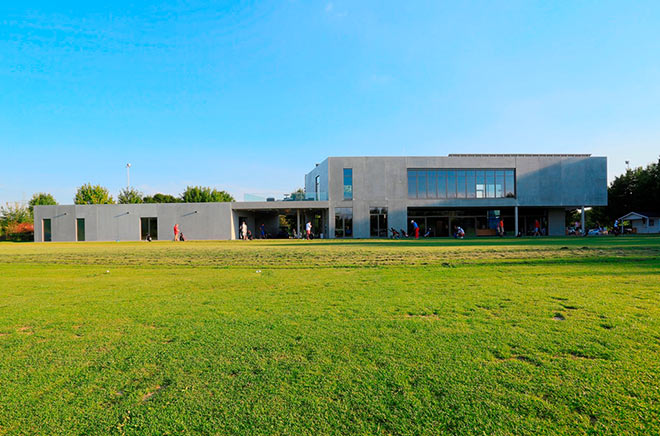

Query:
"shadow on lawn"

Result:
[[467, 256, 660, 270], [263, 235, 660, 249]]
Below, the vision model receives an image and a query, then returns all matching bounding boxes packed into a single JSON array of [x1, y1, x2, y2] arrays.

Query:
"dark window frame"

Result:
[[335, 207, 353, 238], [369, 207, 388, 237]]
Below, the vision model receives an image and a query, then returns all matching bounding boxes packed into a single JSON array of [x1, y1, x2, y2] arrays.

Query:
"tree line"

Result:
[[568, 158, 660, 229], [0, 185, 234, 240]]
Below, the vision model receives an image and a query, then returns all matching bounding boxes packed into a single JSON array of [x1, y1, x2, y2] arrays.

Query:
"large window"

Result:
[[370, 207, 388, 237], [140, 217, 158, 240], [343, 168, 353, 200], [335, 208, 353, 238], [76, 218, 85, 242], [43, 219, 51, 242], [504, 170, 515, 197], [408, 169, 515, 199], [408, 170, 417, 198], [315, 175, 320, 200]]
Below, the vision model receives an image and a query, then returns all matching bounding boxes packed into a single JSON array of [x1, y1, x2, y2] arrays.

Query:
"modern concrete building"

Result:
[[34, 154, 607, 242]]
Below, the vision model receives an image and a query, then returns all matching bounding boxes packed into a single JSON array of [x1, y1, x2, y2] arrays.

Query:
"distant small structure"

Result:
[[619, 211, 660, 234]]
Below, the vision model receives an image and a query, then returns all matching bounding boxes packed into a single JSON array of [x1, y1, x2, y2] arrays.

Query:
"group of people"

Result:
[[402, 220, 467, 239], [569, 219, 624, 237], [240, 221, 314, 240], [173, 223, 185, 241], [171, 217, 561, 241], [401, 218, 542, 239]]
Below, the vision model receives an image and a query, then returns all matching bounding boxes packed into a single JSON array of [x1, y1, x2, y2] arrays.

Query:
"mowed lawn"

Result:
[[0, 237, 659, 435]]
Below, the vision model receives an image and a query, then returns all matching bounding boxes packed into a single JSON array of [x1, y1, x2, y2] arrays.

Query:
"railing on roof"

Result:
[[447, 154, 592, 157], [242, 192, 328, 202]]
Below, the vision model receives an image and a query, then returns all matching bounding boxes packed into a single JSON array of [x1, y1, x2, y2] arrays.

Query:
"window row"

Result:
[[408, 169, 515, 199]]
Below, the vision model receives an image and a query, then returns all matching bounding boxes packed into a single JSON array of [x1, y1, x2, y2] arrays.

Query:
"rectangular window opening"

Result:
[[43, 219, 52, 242], [76, 218, 85, 242], [335, 207, 353, 238], [343, 168, 353, 200], [369, 207, 388, 237], [140, 217, 158, 240]]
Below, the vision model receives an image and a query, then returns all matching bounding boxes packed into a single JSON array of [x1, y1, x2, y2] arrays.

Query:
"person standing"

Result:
[[534, 219, 541, 237], [305, 221, 312, 240], [241, 221, 248, 241], [499, 218, 505, 237], [173, 223, 180, 241], [260, 223, 266, 239], [411, 220, 419, 239]]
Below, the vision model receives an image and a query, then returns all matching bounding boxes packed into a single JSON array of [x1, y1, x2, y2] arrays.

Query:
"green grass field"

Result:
[[1, 237, 659, 435]]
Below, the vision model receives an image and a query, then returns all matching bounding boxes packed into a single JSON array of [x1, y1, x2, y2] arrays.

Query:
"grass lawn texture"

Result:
[[1, 237, 659, 435]]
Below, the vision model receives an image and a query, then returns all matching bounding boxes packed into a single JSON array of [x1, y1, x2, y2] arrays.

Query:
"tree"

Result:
[[287, 188, 305, 201], [180, 186, 234, 203], [607, 158, 660, 221], [74, 184, 115, 205], [142, 193, 180, 203], [28, 192, 57, 215], [118, 187, 144, 204], [1, 202, 31, 239]]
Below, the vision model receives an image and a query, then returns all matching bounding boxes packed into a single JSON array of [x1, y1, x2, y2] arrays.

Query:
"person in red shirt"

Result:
[[534, 219, 541, 236], [498, 219, 504, 237], [411, 220, 419, 239], [174, 223, 180, 241]]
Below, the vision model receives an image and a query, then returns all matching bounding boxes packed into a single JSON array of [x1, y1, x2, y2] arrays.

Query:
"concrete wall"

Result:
[[35, 203, 234, 242], [304, 159, 329, 200], [34, 200, 329, 242], [34, 205, 76, 242], [547, 208, 566, 236]]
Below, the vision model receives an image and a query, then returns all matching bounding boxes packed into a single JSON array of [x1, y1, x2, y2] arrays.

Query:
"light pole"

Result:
[[625, 160, 630, 171], [126, 163, 131, 188]]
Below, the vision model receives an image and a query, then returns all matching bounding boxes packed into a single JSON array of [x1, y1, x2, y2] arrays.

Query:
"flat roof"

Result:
[[326, 154, 594, 159], [231, 200, 329, 211], [447, 154, 592, 157]]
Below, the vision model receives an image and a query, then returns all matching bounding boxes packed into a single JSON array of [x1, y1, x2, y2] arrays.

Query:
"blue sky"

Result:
[[1, 1, 659, 204]]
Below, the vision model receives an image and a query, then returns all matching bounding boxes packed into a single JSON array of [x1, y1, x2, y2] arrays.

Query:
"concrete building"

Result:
[[34, 154, 607, 242]]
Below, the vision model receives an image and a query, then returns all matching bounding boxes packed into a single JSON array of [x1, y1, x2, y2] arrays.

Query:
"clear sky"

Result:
[[1, 1, 659, 205]]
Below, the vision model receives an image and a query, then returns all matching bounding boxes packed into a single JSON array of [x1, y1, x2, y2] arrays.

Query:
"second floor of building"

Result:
[[304, 154, 607, 207]]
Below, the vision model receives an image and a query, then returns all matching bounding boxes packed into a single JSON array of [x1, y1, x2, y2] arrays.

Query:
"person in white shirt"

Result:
[[305, 221, 312, 240], [241, 221, 248, 241]]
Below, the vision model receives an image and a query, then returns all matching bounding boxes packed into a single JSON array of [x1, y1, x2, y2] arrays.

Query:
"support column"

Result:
[[581, 206, 586, 235], [514, 206, 519, 237], [296, 210, 301, 237], [328, 207, 335, 239]]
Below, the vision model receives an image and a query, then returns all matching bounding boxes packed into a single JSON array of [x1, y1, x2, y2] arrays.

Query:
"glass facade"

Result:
[[335, 207, 353, 238], [408, 169, 515, 199], [369, 207, 388, 237], [343, 168, 353, 200]]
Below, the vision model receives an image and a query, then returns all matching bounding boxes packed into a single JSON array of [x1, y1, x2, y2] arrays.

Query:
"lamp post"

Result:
[[126, 163, 131, 188]]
